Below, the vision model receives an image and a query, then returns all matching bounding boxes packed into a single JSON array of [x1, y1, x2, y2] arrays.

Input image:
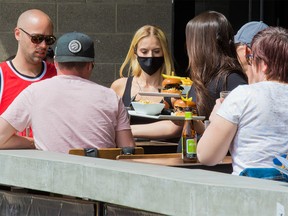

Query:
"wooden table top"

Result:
[[118, 153, 230, 166], [135, 141, 178, 147], [135, 140, 179, 154], [117, 153, 232, 173]]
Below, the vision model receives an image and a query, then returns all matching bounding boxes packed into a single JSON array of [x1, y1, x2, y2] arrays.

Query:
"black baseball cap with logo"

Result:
[[54, 32, 94, 62]]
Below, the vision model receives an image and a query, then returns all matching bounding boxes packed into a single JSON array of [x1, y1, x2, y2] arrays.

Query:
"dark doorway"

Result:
[[172, 0, 195, 77], [172, 0, 288, 77]]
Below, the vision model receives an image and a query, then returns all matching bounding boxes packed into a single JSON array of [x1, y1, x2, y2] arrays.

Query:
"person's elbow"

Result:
[[115, 129, 136, 148], [197, 149, 218, 166], [197, 140, 220, 166]]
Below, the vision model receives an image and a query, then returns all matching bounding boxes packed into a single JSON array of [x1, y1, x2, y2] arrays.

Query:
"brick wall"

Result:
[[0, 0, 172, 87]]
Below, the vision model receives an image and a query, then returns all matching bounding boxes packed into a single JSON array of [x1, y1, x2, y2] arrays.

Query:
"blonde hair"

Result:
[[119, 25, 174, 77]]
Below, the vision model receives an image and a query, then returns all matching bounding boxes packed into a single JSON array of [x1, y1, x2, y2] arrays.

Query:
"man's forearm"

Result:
[[1, 134, 35, 149]]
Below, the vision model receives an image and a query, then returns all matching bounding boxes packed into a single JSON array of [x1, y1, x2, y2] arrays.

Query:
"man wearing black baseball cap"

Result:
[[0, 32, 135, 152], [234, 21, 268, 80]]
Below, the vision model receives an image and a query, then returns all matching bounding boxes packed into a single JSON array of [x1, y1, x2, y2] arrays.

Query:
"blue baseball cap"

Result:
[[234, 21, 269, 46]]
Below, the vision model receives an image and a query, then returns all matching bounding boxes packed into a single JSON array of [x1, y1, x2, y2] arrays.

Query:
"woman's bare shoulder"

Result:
[[110, 77, 128, 96], [111, 77, 128, 88]]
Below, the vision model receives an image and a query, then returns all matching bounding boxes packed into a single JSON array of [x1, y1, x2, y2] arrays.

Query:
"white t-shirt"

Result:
[[217, 81, 288, 175], [1, 75, 131, 153]]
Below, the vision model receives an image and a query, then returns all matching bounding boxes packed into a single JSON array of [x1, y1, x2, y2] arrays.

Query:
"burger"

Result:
[[173, 99, 197, 116], [161, 78, 183, 94]]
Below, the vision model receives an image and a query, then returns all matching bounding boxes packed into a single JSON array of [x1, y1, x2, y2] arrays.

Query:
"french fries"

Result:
[[139, 99, 153, 104]]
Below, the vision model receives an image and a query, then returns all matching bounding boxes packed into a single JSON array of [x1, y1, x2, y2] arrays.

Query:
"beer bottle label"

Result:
[[186, 138, 196, 154]]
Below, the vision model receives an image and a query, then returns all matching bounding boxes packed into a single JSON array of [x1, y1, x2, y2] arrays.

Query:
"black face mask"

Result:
[[137, 56, 164, 76]]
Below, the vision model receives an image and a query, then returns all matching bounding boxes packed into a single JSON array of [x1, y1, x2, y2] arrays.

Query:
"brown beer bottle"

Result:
[[181, 111, 197, 163]]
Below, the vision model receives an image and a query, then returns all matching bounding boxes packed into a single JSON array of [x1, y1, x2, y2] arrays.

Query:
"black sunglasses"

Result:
[[19, 28, 56, 46]]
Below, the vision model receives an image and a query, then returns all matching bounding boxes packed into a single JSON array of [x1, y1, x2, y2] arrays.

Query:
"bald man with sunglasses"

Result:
[[0, 9, 57, 136]]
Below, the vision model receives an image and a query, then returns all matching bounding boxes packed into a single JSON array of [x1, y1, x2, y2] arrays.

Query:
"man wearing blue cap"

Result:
[[234, 21, 268, 81], [0, 32, 135, 153]]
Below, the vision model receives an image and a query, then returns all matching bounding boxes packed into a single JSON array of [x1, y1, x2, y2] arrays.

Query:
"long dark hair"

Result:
[[186, 11, 243, 116]]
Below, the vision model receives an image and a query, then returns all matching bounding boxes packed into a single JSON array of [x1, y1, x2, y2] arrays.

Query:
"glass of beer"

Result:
[[220, 91, 231, 99]]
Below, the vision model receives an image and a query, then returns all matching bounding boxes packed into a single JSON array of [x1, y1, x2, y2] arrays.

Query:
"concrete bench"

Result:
[[0, 150, 287, 215]]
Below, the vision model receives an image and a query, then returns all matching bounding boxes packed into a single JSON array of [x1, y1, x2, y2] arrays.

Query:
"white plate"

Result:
[[138, 92, 181, 98], [128, 110, 205, 121]]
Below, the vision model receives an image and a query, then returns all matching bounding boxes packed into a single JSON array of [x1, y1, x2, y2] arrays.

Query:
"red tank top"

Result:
[[0, 61, 57, 137], [0, 61, 56, 114]]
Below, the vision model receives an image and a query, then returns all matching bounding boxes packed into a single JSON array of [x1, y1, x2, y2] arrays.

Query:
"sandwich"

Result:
[[173, 99, 197, 116], [161, 78, 183, 94]]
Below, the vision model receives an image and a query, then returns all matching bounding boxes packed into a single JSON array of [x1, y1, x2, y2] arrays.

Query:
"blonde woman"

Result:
[[111, 25, 182, 141], [111, 25, 173, 106]]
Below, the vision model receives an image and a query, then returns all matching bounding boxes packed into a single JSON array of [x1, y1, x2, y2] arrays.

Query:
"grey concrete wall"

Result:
[[1, 150, 288, 216], [0, 0, 172, 87]]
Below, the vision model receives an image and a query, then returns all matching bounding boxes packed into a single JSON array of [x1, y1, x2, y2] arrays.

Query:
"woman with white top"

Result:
[[197, 27, 288, 176]]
